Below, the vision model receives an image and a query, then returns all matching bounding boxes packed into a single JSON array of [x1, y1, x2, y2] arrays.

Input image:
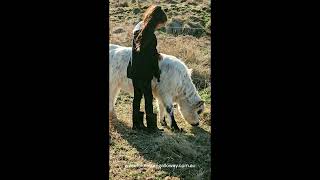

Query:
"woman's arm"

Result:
[[152, 35, 161, 81], [137, 31, 161, 81]]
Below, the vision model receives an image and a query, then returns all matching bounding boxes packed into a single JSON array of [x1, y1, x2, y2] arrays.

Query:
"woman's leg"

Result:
[[143, 80, 153, 115], [144, 80, 163, 132], [132, 80, 145, 130], [132, 80, 143, 113]]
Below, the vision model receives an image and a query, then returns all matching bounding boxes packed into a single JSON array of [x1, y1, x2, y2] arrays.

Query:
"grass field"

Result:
[[109, 0, 212, 179]]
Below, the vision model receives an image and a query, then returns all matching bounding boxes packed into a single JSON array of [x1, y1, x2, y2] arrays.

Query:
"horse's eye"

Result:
[[197, 109, 203, 114]]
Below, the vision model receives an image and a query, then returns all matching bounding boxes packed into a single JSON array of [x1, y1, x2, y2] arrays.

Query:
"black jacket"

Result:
[[130, 29, 161, 81]]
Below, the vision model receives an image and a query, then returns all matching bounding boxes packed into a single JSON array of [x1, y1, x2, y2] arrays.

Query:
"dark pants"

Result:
[[132, 79, 153, 116]]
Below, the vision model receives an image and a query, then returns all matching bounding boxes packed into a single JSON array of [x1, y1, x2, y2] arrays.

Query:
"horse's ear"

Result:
[[199, 100, 204, 106], [195, 100, 204, 108], [188, 68, 193, 75]]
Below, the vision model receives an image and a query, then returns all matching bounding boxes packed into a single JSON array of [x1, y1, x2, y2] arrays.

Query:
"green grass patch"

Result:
[[199, 87, 211, 104]]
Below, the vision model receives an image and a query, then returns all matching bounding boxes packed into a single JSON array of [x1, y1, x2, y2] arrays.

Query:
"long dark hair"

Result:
[[135, 5, 167, 51]]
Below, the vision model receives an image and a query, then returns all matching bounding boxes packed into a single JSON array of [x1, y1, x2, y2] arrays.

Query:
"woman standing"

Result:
[[128, 5, 167, 133]]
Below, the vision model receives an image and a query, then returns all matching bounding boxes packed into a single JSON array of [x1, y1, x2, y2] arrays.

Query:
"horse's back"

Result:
[[109, 44, 121, 51]]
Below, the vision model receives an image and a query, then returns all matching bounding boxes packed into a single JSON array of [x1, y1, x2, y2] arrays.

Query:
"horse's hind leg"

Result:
[[109, 85, 120, 120]]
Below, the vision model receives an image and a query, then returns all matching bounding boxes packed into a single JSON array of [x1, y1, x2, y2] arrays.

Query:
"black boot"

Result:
[[132, 111, 147, 131], [146, 113, 164, 133]]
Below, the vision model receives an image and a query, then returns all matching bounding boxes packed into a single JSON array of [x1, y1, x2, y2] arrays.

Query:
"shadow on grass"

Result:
[[110, 117, 212, 179]]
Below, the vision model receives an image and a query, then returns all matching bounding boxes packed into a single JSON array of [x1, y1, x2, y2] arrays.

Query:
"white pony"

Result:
[[109, 44, 204, 130]]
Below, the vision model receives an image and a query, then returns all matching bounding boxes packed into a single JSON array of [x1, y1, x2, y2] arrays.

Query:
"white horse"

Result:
[[109, 44, 204, 130]]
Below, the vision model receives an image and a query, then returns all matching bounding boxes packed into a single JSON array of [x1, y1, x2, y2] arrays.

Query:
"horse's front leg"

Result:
[[156, 90, 182, 132], [166, 105, 182, 132], [157, 100, 167, 127]]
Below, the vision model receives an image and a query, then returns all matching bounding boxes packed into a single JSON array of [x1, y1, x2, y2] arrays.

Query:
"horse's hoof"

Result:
[[171, 126, 181, 132], [160, 117, 167, 127], [160, 121, 167, 127]]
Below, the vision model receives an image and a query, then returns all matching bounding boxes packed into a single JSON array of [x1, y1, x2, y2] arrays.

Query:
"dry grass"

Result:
[[110, 96, 211, 180], [109, 0, 212, 179]]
